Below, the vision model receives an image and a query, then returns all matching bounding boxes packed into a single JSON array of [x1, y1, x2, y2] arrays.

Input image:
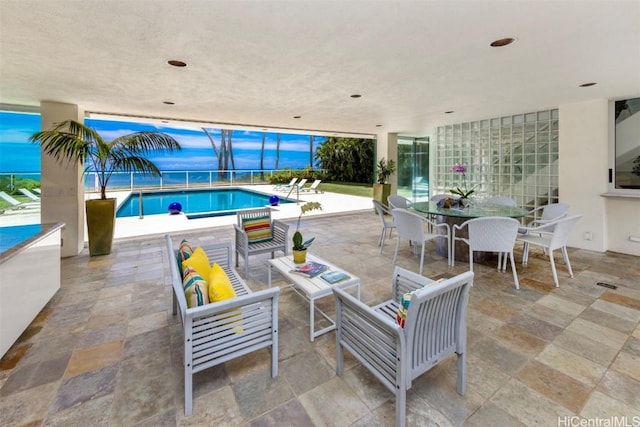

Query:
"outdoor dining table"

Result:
[[410, 200, 528, 262]]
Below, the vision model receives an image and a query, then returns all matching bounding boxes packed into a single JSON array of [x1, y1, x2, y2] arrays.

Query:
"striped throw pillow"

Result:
[[242, 216, 272, 243], [396, 290, 416, 329], [183, 266, 210, 308], [396, 279, 445, 328], [176, 239, 193, 277]]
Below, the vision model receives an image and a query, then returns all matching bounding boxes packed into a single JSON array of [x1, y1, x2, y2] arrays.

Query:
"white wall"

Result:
[[605, 197, 640, 255], [559, 99, 640, 256], [558, 99, 609, 252]]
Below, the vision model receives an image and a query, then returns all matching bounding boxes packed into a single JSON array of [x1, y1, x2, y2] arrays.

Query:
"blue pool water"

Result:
[[116, 188, 291, 219], [0, 224, 43, 255]]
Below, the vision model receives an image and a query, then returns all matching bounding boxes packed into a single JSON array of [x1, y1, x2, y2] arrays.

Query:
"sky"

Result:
[[0, 111, 326, 173]]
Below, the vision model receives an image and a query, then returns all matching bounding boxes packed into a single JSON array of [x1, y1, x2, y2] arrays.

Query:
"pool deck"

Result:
[[111, 185, 372, 240], [0, 185, 374, 241]]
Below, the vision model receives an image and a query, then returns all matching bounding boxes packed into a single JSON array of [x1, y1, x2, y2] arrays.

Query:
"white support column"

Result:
[[40, 102, 85, 257], [376, 132, 398, 195]]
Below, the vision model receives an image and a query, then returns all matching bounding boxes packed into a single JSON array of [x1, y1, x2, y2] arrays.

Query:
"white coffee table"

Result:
[[267, 254, 360, 341]]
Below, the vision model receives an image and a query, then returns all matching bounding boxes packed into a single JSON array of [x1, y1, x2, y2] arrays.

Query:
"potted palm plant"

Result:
[[292, 201, 322, 263], [30, 120, 181, 256], [373, 157, 396, 208]]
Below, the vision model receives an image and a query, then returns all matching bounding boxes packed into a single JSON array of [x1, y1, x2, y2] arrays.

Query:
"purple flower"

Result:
[[449, 163, 476, 198], [450, 163, 466, 173]]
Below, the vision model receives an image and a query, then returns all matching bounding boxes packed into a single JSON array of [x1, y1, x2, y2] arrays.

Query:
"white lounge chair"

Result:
[[19, 188, 40, 201], [0, 191, 39, 209], [274, 178, 297, 192], [301, 179, 322, 193], [284, 178, 307, 196]]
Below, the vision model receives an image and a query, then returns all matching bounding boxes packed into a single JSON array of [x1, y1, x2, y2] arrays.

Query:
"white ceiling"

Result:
[[1, 0, 639, 137]]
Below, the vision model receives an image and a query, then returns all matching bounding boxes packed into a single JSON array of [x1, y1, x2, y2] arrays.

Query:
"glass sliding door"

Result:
[[397, 136, 429, 202]]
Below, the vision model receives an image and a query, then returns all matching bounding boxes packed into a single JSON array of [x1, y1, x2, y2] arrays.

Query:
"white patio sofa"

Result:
[[165, 234, 280, 415]]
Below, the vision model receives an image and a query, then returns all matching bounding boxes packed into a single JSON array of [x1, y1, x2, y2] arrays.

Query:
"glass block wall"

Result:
[[433, 109, 559, 213]]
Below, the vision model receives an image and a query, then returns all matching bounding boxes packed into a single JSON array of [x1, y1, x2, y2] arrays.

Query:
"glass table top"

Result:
[[411, 201, 528, 218]]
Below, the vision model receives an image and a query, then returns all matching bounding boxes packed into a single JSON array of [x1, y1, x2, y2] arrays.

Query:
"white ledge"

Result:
[[600, 192, 640, 199]]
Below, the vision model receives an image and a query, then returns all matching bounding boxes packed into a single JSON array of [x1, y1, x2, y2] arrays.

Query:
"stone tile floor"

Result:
[[1, 211, 638, 426]]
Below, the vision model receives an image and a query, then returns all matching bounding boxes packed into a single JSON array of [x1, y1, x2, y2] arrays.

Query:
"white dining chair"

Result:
[[391, 208, 451, 273], [484, 196, 517, 264], [517, 215, 582, 287], [518, 203, 570, 235], [452, 216, 521, 289], [429, 194, 450, 202], [388, 195, 412, 210], [485, 196, 517, 207], [372, 199, 396, 253]]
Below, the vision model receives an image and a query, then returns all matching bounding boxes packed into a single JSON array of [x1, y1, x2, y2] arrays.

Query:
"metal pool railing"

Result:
[[0, 169, 308, 194], [82, 169, 280, 193]]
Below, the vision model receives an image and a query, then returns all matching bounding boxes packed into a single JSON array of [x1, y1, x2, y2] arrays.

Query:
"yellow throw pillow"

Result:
[[182, 246, 211, 280], [208, 263, 237, 302], [209, 263, 243, 334]]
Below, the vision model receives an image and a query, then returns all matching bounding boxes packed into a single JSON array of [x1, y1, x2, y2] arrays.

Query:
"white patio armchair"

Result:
[[452, 216, 521, 289], [234, 208, 290, 277], [391, 208, 451, 272], [518, 214, 582, 287], [333, 268, 473, 427]]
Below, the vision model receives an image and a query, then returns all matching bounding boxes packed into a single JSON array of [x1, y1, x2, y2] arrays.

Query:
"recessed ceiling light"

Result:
[[293, 115, 301, 119], [350, 94, 362, 98], [167, 60, 187, 67], [445, 111, 454, 114], [376, 124, 382, 127], [579, 82, 597, 87], [490, 38, 516, 47], [163, 101, 175, 105]]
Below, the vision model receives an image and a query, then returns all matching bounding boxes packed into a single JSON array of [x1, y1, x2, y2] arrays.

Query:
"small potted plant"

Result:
[[373, 157, 396, 208], [292, 201, 322, 263], [449, 163, 478, 207]]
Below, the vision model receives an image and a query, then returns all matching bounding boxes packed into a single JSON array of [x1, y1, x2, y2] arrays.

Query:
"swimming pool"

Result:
[[116, 188, 291, 219]]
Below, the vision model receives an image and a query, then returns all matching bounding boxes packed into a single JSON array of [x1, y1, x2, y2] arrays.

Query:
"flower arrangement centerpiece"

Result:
[[449, 163, 477, 199], [292, 201, 322, 263]]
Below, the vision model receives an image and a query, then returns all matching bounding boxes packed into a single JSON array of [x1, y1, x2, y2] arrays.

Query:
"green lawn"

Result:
[[0, 194, 33, 210], [318, 182, 373, 198]]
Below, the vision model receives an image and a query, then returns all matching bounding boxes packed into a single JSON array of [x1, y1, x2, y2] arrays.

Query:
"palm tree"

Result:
[[30, 119, 181, 256], [275, 133, 281, 169], [260, 132, 266, 181], [30, 120, 181, 199]]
